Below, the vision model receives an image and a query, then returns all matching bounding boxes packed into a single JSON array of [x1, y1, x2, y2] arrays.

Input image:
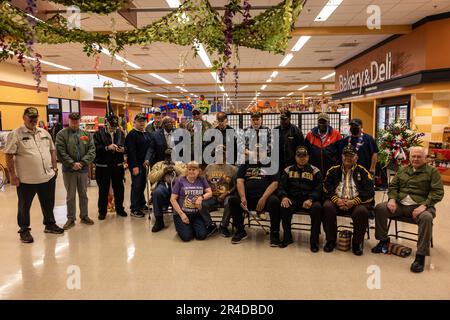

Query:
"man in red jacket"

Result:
[[305, 113, 342, 175]]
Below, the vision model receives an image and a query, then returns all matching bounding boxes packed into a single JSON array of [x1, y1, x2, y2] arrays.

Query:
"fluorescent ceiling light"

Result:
[[156, 94, 168, 98], [287, 92, 294, 96], [132, 86, 151, 93], [270, 71, 279, 78], [0, 48, 72, 70], [256, 92, 261, 96], [165, 0, 181, 8], [321, 72, 336, 80], [149, 73, 172, 84], [190, 93, 195, 96], [315, 0, 344, 22], [291, 36, 311, 52], [176, 86, 188, 92], [324, 91, 331, 94], [298, 85, 309, 91], [280, 97, 285, 100], [219, 85, 225, 92], [210, 71, 221, 83], [279, 53, 294, 67], [260, 85, 267, 90], [266, 78, 273, 83], [196, 43, 213, 68], [173, 98, 180, 101], [95, 45, 141, 70]]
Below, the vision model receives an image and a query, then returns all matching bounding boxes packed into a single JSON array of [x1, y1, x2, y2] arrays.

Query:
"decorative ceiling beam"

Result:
[[291, 25, 412, 36], [128, 90, 334, 95], [43, 67, 335, 75], [132, 81, 334, 88]]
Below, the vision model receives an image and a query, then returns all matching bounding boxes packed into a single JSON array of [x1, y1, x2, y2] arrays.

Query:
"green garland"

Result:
[[49, 0, 127, 15]]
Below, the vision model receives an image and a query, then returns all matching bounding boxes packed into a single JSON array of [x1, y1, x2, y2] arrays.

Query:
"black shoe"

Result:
[[206, 223, 218, 237], [44, 224, 64, 234], [270, 232, 280, 247], [410, 254, 425, 273], [98, 214, 106, 220], [371, 239, 390, 254], [116, 211, 128, 217], [131, 210, 145, 218], [19, 228, 34, 243], [220, 225, 231, 238], [310, 242, 320, 253], [151, 218, 165, 233], [324, 241, 336, 253], [231, 231, 248, 244], [279, 238, 293, 248], [352, 242, 364, 256], [141, 205, 150, 212]]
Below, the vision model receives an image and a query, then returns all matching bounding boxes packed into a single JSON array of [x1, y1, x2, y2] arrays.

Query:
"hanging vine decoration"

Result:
[[92, 51, 101, 79], [25, 0, 43, 92], [178, 50, 188, 80], [242, 0, 252, 24], [121, 57, 129, 109]]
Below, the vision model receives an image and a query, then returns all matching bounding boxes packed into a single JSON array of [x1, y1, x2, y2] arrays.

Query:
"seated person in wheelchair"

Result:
[[170, 161, 213, 242], [149, 148, 186, 232], [372, 146, 444, 273], [322, 144, 375, 256], [200, 145, 237, 238], [229, 149, 280, 246], [278, 146, 323, 252]]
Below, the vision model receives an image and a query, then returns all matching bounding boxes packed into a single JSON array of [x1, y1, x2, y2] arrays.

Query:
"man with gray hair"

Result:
[[372, 146, 444, 273]]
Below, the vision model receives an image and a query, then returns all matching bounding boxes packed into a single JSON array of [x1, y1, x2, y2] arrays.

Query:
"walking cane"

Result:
[[146, 165, 152, 220]]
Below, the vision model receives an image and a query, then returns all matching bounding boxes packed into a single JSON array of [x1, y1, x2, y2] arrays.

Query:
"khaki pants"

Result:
[[374, 202, 434, 256], [63, 171, 89, 221]]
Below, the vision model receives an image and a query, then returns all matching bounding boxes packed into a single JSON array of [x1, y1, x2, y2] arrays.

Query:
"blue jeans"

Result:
[[173, 214, 207, 242], [152, 183, 171, 218], [130, 165, 147, 212], [199, 196, 232, 228]]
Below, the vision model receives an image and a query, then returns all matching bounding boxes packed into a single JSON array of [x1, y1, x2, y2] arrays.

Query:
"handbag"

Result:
[[388, 243, 412, 258], [337, 229, 352, 251]]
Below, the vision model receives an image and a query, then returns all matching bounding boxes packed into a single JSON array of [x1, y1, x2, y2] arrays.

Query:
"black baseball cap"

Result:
[[295, 146, 308, 156], [349, 118, 363, 126], [280, 110, 291, 119], [192, 108, 202, 115], [251, 111, 262, 118], [23, 107, 39, 118], [134, 113, 147, 121], [107, 115, 119, 127], [68, 112, 81, 120], [343, 144, 357, 155]]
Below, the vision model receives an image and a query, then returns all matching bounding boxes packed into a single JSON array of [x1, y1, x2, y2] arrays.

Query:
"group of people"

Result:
[[4, 106, 444, 273]]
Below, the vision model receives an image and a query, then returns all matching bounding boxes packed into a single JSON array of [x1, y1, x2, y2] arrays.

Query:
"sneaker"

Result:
[[371, 239, 390, 254], [116, 211, 128, 217], [206, 223, 218, 237], [231, 231, 248, 244], [63, 219, 75, 230], [80, 217, 94, 225], [323, 240, 336, 253], [131, 210, 145, 218], [270, 232, 280, 247], [220, 225, 231, 238], [19, 228, 34, 243], [44, 224, 64, 234]]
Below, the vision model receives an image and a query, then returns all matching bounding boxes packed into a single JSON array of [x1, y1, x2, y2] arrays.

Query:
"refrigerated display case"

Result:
[[376, 103, 410, 137]]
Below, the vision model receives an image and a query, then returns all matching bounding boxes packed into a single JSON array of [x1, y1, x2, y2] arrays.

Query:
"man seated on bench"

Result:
[[372, 146, 444, 273], [229, 150, 280, 246], [200, 145, 237, 237], [322, 144, 375, 256], [278, 146, 323, 252], [149, 148, 186, 232]]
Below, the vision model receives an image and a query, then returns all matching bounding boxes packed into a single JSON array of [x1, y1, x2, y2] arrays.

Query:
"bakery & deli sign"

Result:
[[338, 52, 393, 94]]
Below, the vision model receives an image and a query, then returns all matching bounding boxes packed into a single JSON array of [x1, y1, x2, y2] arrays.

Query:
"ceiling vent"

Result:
[[339, 42, 360, 47]]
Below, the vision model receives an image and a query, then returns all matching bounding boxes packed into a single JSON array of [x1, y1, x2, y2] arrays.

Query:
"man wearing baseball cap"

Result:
[[278, 146, 323, 251], [322, 144, 375, 256], [275, 110, 305, 171], [186, 107, 212, 162], [305, 112, 342, 175], [145, 108, 162, 135], [243, 111, 272, 160], [56, 112, 96, 229], [125, 113, 153, 218], [4, 107, 64, 243]]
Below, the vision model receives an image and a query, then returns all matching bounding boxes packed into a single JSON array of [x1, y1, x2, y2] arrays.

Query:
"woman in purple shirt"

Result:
[[171, 161, 213, 241]]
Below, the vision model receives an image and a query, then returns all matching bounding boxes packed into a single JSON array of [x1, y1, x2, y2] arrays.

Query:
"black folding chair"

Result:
[[388, 216, 433, 247]]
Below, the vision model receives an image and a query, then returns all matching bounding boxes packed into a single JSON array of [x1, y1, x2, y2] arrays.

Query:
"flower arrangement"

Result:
[[377, 120, 425, 168]]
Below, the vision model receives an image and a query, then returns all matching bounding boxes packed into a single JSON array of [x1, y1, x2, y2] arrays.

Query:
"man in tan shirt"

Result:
[[4, 107, 64, 243]]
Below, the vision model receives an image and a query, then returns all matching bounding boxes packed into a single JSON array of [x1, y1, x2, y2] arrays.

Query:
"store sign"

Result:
[[338, 52, 393, 93]]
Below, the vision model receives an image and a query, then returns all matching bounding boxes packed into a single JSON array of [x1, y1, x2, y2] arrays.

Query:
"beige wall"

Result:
[[351, 101, 375, 136], [412, 92, 450, 147], [47, 81, 81, 100], [0, 62, 48, 88]]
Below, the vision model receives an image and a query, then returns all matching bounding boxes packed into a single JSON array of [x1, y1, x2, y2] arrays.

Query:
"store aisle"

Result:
[[0, 170, 449, 300]]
